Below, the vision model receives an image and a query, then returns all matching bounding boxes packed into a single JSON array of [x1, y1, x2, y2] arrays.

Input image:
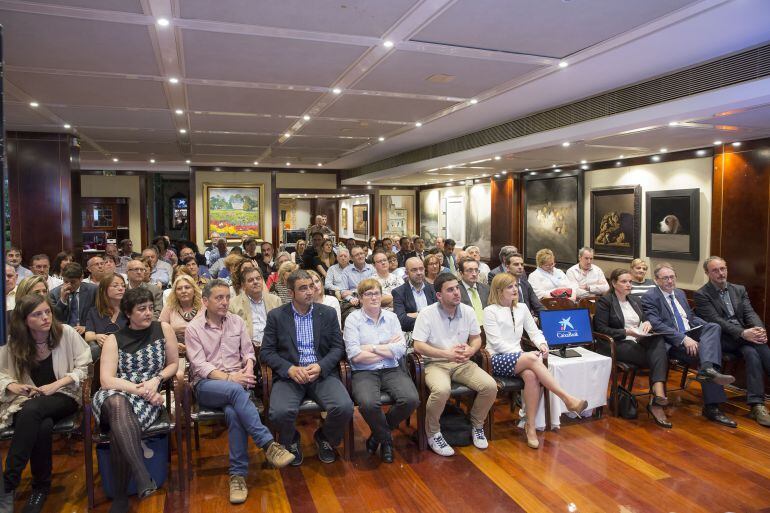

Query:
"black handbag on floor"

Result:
[[614, 386, 638, 419], [439, 404, 472, 446]]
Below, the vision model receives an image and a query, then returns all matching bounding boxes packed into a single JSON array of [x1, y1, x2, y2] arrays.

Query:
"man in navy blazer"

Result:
[[261, 270, 353, 465], [49, 262, 97, 336], [695, 256, 770, 426], [506, 253, 544, 317], [392, 257, 436, 332], [642, 263, 736, 427]]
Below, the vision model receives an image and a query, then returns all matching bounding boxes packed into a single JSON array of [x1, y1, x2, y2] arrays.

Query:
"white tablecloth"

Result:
[[519, 347, 612, 430]]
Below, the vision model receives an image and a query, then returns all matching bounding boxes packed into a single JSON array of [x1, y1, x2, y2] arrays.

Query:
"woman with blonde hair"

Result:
[[528, 248, 576, 300], [629, 258, 655, 297], [483, 273, 587, 449], [84, 273, 128, 360], [15, 275, 49, 302], [270, 261, 298, 304], [159, 274, 202, 350], [291, 239, 307, 267], [307, 270, 342, 327]]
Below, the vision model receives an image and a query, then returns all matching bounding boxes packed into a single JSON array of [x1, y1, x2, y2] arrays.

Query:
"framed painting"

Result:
[[381, 194, 414, 239], [203, 184, 263, 240], [352, 204, 368, 238], [590, 185, 641, 262], [646, 188, 699, 261], [523, 170, 583, 267]]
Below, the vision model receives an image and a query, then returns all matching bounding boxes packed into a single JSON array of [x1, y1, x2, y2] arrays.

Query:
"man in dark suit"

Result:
[[261, 269, 353, 465], [695, 256, 770, 426], [457, 258, 489, 326], [488, 245, 518, 283], [505, 253, 544, 317], [49, 262, 96, 336], [642, 263, 736, 427], [392, 257, 436, 332], [396, 237, 411, 268]]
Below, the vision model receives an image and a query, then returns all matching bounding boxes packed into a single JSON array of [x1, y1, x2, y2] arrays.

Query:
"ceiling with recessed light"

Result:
[[2, 0, 770, 178]]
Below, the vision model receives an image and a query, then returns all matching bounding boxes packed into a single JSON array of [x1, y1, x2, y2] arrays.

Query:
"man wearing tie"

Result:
[[694, 256, 770, 427], [457, 258, 489, 326], [642, 263, 736, 427], [49, 263, 97, 336]]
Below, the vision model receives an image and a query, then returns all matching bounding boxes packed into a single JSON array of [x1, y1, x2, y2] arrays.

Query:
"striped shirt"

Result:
[[292, 303, 318, 366]]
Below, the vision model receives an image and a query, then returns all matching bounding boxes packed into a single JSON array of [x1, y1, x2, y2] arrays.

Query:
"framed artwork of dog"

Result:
[[523, 170, 583, 267], [590, 185, 641, 262], [646, 188, 700, 261]]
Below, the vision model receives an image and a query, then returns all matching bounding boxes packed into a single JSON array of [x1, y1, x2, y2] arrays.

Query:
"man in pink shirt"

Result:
[[185, 279, 294, 504]]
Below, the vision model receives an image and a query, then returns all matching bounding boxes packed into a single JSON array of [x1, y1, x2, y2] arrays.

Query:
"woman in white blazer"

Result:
[[483, 273, 586, 449]]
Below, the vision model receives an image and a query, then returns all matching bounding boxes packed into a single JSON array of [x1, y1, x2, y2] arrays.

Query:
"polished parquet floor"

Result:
[[8, 379, 770, 513]]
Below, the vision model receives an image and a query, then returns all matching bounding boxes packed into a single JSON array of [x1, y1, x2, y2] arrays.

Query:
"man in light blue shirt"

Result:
[[343, 278, 418, 463], [341, 246, 375, 305], [324, 248, 351, 298], [142, 246, 172, 288]]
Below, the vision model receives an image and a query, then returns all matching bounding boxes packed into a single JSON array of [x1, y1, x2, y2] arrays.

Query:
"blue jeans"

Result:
[[195, 379, 274, 476]]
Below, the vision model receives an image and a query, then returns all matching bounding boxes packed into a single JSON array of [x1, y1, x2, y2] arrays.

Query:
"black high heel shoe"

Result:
[[646, 402, 672, 429]]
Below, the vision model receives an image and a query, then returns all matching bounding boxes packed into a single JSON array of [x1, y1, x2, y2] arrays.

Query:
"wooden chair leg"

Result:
[[485, 404, 494, 441], [193, 422, 200, 450], [83, 412, 95, 510], [174, 409, 185, 491], [417, 402, 427, 451]]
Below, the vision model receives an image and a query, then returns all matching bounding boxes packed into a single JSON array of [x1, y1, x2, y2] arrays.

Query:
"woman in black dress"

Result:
[[91, 288, 178, 513], [84, 273, 127, 361]]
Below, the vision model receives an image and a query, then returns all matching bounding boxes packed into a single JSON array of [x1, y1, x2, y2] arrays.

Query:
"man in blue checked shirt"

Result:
[[343, 278, 419, 463], [261, 270, 353, 465]]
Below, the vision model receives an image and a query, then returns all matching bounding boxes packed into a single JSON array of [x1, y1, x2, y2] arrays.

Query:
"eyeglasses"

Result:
[[373, 260, 388, 265], [127, 268, 146, 273], [362, 291, 382, 298], [464, 268, 480, 274], [659, 275, 676, 281]]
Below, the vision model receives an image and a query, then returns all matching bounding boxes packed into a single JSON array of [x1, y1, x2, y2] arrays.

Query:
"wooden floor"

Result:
[[8, 379, 770, 513]]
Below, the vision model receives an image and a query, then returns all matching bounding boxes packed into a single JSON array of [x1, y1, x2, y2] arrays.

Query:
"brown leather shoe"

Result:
[[750, 404, 770, 427]]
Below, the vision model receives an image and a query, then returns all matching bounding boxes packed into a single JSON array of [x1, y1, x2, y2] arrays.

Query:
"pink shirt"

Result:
[[185, 310, 255, 386]]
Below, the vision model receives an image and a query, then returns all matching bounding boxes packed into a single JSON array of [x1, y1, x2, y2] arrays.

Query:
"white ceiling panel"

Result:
[[692, 104, 770, 130], [355, 50, 543, 97], [95, 141, 181, 155], [181, 29, 366, 86], [82, 127, 179, 142], [180, 0, 419, 37], [412, 0, 700, 59], [191, 133, 277, 146], [1, 11, 159, 75], [189, 113, 291, 133], [3, 102, 60, 127], [322, 95, 455, 122], [6, 71, 169, 108], [281, 136, 365, 150], [192, 145, 268, 156], [270, 147, 344, 158], [47, 106, 176, 130], [298, 119, 401, 138], [186, 85, 321, 116], [18, 0, 144, 13]]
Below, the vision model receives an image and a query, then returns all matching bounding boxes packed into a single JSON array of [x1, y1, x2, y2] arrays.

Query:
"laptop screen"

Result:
[[539, 308, 594, 347]]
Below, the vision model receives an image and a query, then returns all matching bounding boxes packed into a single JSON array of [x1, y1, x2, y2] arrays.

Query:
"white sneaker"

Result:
[[428, 432, 455, 457], [472, 427, 488, 449]]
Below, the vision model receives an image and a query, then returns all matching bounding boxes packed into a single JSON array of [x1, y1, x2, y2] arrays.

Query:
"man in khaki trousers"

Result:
[[413, 272, 497, 456]]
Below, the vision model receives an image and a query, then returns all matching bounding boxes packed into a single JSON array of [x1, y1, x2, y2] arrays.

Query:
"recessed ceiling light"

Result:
[[29, 101, 39, 108], [651, 155, 660, 162], [668, 121, 679, 126], [619, 155, 624, 159], [63, 124, 71, 129], [529, 171, 536, 175], [732, 142, 742, 147], [580, 160, 587, 164], [366, 181, 371, 184], [112, 158, 119, 162], [286, 162, 291, 166], [558, 61, 569, 68], [157, 18, 170, 27], [524, 168, 529, 171], [696, 150, 707, 156], [332, 88, 342, 94], [383, 40, 394, 48], [713, 140, 722, 145], [185, 159, 191, 164], [493, 174, 500, 178], [169, 77, 179, 84], [415, 122, 422, 127], [660, 147, 668, 153], [175, 109, 184, 115], [317, 163, 323, 167], [494, 156, 501, 161], [501, 170, 508, 175], [284, 132, 291, 138], [469, 98, 478, 105], [562, 141, 570, 147], [303, 115, 310, 121], [149, 159, 156, 163], [378, 136, 385, 142], [179, 128, 187, 134], [616, 161, 622, 166], [554, 169, 561, 172], [253, 161, 259, 165], [551, 164, 556, 168], [581, 165, 589, 170]]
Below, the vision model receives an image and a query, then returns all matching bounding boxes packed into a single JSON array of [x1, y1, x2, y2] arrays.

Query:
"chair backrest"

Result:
[[578, 297, 597, 316], [541, 297, 577, 310]]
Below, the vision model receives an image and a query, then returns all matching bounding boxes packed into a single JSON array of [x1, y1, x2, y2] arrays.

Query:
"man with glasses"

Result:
[[371, 250, 399, 309], [30, 254, 63, 290], [642, 262, 736, 427], [125, 258, 163, 320], [343, 278, 418, 463], [341, 246, 375, 306], [457, 258, 489, 326], [83, 256, 108, 285]]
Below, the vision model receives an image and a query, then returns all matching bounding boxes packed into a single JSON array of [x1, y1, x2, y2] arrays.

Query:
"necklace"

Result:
[[181, 307, 198, 321]]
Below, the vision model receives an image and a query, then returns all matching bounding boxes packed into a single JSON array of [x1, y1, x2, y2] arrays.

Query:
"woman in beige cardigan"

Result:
[[0, 294, 91, 511]]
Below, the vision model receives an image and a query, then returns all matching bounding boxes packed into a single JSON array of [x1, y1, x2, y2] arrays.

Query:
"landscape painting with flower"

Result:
[[204, 184, 263, 240]]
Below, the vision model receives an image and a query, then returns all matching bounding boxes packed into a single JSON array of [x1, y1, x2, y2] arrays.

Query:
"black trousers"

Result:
[[601, 335, 669, 387], [723, 336, 770, 405], [351, 367, 419, 443], [268, 375, 353, 446], [3, 393, 78, 492]]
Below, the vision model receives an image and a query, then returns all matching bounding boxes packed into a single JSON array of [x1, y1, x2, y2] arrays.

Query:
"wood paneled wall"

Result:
[[711, 137, 770, 322], [6, 132, 75, 260], [490, 175, 520, 267]]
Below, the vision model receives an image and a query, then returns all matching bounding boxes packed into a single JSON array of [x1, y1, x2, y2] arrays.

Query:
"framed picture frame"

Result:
[[646, 188, 700, 261], [203, 183, 263, 240], [340, 207, 348, 231], [589, 185, 641, 262], [352, 204, 368, 238], [522, 170, 583, 267], [380, 194, 414, 239]]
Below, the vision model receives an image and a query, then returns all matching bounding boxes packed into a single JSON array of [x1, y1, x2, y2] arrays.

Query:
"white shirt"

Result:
[[619, 299, 641, 341], [321, 295, 342, 328], [659, 287, 691, 331], [410, 282, 429, 312], [47, 275, 64, 291], [375, 272, 401, 296], [248, 295, 267, 344], [528, 267, 574, 299], [413, 302, 480, 361], [565, 264, 609, 297], [483, 303, 546, 356], [478, 262, 491, 285]]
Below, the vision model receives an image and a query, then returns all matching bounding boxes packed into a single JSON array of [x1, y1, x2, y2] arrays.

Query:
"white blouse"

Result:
[[483, 303, 547, 356], [528, 267, 575, 299], [321, 295, 342, 328]]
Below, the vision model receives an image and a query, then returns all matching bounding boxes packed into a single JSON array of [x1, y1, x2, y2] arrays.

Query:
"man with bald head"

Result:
[[392, 257, 436, 333], [83, 256, 107, 285]]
